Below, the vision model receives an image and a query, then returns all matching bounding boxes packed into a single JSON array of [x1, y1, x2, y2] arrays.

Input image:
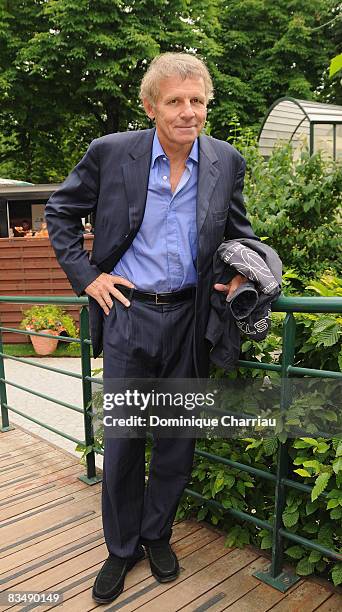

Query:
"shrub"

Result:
[[227, 118, 342, 282]]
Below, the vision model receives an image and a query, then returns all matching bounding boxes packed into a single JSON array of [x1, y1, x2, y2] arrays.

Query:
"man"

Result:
[[45, 52, 258, 604]]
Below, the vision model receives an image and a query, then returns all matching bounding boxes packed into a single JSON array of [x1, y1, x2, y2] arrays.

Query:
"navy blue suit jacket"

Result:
[[45, 128, 258, 375]]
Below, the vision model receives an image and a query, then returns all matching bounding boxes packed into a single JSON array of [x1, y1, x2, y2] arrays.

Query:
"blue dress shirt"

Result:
[[112, 131, 198, 292]]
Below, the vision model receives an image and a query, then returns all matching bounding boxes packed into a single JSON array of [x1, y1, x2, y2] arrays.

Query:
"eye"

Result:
[[168, 99, 177, 104]]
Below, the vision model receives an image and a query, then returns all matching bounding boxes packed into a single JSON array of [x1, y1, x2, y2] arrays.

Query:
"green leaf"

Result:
[[197, 507, 208, 521], [285, 545, 305, 559], [296, 557, 315, 576], [294, 438, 318, 448], [302, 460, 321, 473], [303, 522, 319, 534], [263, 437, 278, 455], [293, 468, 312, 477], [311, 472, 331, 501], [237, 480, 246, 497], [293, 455, 310, 466], [326, 499, 339, 509], [317, 524, 334, 547], [325, 411, 337, 422], [294, 468, 311, 477], [329, 53, 342, 78], [331, 563, 342, 587], [308, 549, 322, 563], [333, 457, 342, 474], [315, 442, 330, 454], [315, 325, 339, 347], [225, 475, 236, 489], [326, 489, 342, 499], [330, 506, 342, 519], [282, 509, 299, 528], [213, 476, 225, 495], [260, 533, 272, 549]]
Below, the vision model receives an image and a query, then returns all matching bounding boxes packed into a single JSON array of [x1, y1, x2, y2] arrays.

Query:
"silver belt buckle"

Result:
[[155, 293, 168, 304]]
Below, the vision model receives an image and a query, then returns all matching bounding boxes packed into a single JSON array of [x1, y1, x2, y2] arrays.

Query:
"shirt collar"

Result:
[[151, 131, 199, 167]]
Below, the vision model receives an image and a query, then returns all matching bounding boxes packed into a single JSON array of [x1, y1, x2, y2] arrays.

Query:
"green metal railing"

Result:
[[0, 296, 101, 485], [0, 295, 341, 592]]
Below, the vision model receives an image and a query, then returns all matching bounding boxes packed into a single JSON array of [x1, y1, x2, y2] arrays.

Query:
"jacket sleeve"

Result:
[[45, 140, 102, 296], [225, 157, 259, 241]]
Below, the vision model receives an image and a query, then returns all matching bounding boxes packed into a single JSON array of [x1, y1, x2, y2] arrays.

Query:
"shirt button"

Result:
[[163, 157, 167, 161], [162, 175, 168, 181]]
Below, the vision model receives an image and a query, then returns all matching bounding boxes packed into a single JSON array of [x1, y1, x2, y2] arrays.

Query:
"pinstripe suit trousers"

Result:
[[101, 295, 197, 558]]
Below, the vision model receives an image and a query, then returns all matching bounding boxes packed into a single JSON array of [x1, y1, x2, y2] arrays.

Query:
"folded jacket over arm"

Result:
[[205, 239, 282, 370]]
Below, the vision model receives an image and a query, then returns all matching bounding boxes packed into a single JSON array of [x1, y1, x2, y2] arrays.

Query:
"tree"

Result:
[[209, 0, 341, 140], [0, 0, 219, 181]]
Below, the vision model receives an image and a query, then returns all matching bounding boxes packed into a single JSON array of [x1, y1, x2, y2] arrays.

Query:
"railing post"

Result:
[[253, 313, 301, 591], [78, 305, 102, 485], [0, 322, 15, 432]]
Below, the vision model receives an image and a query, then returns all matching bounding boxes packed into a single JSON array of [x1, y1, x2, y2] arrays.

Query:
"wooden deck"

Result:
[[0, 427, 341, 612]]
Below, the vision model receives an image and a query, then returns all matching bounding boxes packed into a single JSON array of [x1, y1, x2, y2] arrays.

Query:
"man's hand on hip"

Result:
[[85, 273, 135, 314], [214, 273, 247, 300]]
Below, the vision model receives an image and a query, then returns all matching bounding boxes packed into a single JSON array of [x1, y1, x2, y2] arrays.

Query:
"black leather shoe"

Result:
[[144, 541, 180, 583], [92, 546, 145, 604]]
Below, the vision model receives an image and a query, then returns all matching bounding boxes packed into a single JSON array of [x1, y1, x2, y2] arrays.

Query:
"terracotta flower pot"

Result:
[[27, 328, 59, 356]]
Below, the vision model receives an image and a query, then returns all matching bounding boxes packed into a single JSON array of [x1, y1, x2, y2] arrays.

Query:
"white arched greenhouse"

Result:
[[258, 97, 342, 161]]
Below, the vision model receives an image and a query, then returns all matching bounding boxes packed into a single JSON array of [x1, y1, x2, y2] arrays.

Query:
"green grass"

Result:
[[3, 343, 96, 358]]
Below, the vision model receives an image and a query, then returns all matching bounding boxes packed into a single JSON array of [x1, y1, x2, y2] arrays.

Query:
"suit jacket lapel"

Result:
[[121, 128, 155, 233], [197, 135, 220, 234]]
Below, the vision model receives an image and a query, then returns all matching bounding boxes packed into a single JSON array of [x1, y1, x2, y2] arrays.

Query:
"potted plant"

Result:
[[21, 305, 79, 355]]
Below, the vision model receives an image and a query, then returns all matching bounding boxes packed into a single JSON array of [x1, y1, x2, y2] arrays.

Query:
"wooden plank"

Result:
[[0, 516, 103, 575], [314, 594, 342, 611], [0, 464, 83, 503], [0, 270, 66, 280], [179, 556, 275, 612], [0, 450, 69, 480], [267, 581, 335, 612], [1, 489, 101, 548], [0, 502, 99, 562], [0, 433, 36, 451], [0, 454, 77, 485], [1, 478, 93, 520], [0, 442, 60, 466], [0, 468, 93, 509], [217, 582, 286, 611], [0, 527, 104, 594], [0, 448, 77, 473], [0, 543, 106, 611]]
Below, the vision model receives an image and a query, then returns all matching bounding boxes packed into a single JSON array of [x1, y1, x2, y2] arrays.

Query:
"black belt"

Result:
[[116, 284, 196, 305]]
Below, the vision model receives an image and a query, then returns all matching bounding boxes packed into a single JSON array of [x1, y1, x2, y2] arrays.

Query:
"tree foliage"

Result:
[[210, 0, 341, 139], [0, 0, 341, 180], [0, 0, 219, 181]]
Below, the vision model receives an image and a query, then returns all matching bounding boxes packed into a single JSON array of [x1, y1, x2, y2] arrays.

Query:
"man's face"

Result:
[[143, 75, 207, 151]]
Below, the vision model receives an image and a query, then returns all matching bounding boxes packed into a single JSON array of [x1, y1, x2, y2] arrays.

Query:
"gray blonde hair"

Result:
[[140, 52, 214, 105]]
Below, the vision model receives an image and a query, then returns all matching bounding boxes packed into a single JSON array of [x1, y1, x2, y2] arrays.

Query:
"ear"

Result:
[[143, 98, 155, 121]]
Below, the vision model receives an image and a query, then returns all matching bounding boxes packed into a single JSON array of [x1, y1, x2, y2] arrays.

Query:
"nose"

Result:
[[180, 100, 196, 119]]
